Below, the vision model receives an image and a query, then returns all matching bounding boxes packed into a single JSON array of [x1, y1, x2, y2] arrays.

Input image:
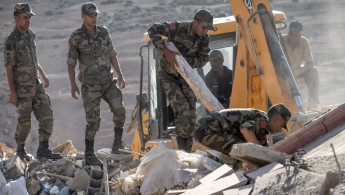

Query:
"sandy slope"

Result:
[[0, 0, 345, 153]]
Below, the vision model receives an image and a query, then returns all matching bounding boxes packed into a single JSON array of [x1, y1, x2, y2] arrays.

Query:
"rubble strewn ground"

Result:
[[1, 139, 345, 195]]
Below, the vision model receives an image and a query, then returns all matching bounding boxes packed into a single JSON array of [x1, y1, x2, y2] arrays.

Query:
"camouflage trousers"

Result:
[[194, 116, 244, 154], [81, 79, 126, 141], [159, 72, 196, 139], [15, 83, 53, 144]]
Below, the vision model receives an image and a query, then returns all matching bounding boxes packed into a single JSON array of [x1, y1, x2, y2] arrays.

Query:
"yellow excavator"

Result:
[[128, 0, 307, 159]]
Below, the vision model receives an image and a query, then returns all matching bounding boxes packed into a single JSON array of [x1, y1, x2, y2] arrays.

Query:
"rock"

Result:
[[66, 169, 89, 191]]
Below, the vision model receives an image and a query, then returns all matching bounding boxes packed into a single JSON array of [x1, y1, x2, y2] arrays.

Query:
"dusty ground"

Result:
[[0, 0, 345, 154]]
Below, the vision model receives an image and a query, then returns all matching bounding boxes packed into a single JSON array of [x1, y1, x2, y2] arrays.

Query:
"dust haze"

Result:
[[0, 0, 344, 153]]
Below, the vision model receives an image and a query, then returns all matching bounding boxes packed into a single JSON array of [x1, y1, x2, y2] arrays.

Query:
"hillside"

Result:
[[0, 0, 344, 153]]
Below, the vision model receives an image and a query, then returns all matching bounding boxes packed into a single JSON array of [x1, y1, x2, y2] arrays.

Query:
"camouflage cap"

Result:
[[194, 9, 217, 31], [81, 2, 100, 16], [209, 50, 224, 61], [14, 3, 35, 17], [268, 104, 291, 128], [289, 20, 303, 33]]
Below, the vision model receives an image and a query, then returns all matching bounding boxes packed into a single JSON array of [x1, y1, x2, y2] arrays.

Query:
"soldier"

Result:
[[205, 50, 233, 108], [4, 3, 62, 160], [67, 2, 126, 167], [282, 20, 320, 110], [147, 9, 216, 152], [194, 104, 291, 154]]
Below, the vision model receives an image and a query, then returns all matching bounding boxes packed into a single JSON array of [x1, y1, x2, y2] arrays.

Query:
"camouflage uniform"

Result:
[[67, 24, 125, 141], [147, 21, 210, 141], [4, 27, 54, 144], [195, 109, 270, 154]]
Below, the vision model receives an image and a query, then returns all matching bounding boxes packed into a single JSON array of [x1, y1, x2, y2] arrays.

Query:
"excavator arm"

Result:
[[229, 0, 304, 118]]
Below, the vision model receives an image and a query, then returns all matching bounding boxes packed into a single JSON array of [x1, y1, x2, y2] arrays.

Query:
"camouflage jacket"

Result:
[[4, 27, 40, 97], [197, 108, 270, 146], [67, 24, 117, 85], [147, 21, 210, 77]]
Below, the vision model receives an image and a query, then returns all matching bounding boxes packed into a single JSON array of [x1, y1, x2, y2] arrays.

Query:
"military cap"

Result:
[[194, 9, 217, 31], [289, 20, 303, 33], [209, 50, 224, 61], [14, 3, 35, 17], [81, 2, 100, 16], [268, 104, 291, 128]]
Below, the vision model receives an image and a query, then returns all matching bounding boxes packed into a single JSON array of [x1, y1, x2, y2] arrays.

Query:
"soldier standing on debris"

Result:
[[67, 2, 126, 167], [282, 20, 320, 110], [4, 3, 62, 160], [147, 9, 217, 152], [205, 50, 233, 108], [195, 104, 291, 154]]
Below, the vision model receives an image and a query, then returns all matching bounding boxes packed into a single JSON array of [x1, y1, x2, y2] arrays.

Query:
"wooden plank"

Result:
[[182, 171, 247, 195], [199, 164, 234, 184], [102, 159, 109, 195], [166, 42, 224, 112], [245, 162, 283, 180]]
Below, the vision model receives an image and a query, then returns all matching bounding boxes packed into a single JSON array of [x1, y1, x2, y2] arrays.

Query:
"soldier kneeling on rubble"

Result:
[[194, 104, 291, 154]]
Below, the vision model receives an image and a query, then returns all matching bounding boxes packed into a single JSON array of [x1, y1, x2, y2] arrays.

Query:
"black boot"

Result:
[[176, 137, 193, 153], [111, 127, 125, 154], [16, 144, 31, 160], [37, 141, 62, 160], [85, 139, 103, 167]]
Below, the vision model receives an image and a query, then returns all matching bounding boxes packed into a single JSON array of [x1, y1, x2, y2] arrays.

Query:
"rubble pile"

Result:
[[1, 137, 345, 194], [0, 140, 138, 195]]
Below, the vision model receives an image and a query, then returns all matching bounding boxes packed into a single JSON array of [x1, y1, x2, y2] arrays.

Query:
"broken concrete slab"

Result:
[[4, 155, 26, 180], [222, 184, 254, 195], [245, 162, 284, 180], [62, 160, 76, 177], [183, 171, 247, 195], [67, 169, 89, 191], [199, 164, 234, 184], [252, 168, 327, 194], [230, 143, 290, 167]]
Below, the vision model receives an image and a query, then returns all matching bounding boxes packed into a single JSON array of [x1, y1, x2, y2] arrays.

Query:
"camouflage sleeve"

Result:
[[4, 39, 15, 67], [67, 34, 79, 66], [105, 29, 117, 58], [147, 22, 177, 50], [185, 35, 210, 68], [240, 120, 257, 132]]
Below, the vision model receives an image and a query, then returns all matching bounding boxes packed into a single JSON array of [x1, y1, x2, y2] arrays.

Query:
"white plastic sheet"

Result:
[[134, 142, 221, 195]]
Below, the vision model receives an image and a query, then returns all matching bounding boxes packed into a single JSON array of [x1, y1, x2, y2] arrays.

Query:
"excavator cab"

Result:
[[130, 9, 289, 159]]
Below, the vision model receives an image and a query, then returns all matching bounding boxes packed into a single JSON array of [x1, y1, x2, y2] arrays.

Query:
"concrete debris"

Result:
[[245, 162, 284, 180], [66, 169, 89, 191], [1, 121, 345, 195], [331, 183, 345, 195], [230, 143, 291, 167], [4, 155, 26, 180], [222, 184, 254, 195]]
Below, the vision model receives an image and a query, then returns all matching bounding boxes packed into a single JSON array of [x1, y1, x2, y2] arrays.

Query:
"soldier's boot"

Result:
[[36, 141, 62, 160], [111, 127, 125, 154], [85, 139, 103, 167], [16, 144, 31, 161], [176, 137, 193, 153]]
